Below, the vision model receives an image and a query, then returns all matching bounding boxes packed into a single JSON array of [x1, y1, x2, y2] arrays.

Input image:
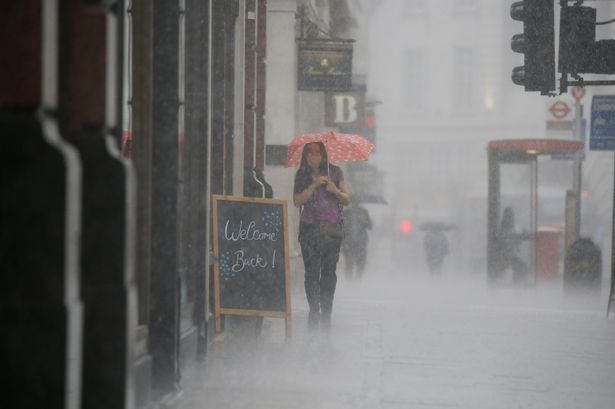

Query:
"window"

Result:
[[403, 0, 427, 19], [452, 0, 478, 16], [453, 47, 476, 112], [403, 49, 426, 113]]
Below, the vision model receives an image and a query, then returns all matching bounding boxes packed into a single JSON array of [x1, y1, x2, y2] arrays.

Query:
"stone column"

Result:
[[0, 1, 83, 408], [150, 0, 181, 396]]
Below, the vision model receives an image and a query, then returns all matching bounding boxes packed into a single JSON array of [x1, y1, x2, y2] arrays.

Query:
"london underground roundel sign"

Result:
[[549, 100, 571, 119]]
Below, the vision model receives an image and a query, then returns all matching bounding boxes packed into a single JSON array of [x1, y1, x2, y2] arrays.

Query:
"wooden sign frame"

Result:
[[212, 195, 292, 337]]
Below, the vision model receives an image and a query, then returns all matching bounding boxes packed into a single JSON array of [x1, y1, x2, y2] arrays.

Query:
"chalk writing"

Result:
[[231, 249, 269, 273], [224, 220, 277, 242]]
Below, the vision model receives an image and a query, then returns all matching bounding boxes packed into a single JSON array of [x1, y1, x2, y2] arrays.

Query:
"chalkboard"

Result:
[[212, 195, 291, 336]]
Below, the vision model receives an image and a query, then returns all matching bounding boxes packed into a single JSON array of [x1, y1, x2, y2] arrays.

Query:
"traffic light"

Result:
[[559, 4, 615, 76], [510, 0, 555, 94]]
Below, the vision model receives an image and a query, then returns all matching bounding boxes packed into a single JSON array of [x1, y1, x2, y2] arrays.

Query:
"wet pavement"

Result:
[[179, 266, 615, 409]]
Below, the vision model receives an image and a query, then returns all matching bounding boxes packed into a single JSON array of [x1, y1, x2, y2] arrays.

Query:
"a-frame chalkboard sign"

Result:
[[212, 195, 292, 337]]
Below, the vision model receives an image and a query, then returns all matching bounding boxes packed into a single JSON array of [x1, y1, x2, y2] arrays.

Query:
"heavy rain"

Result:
[[3, 1, 615, 409]]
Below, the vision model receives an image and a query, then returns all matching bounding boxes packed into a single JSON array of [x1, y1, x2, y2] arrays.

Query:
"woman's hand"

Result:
[[293, 176, 326, 207], [325, 179, 339, 195], [314, 175, 329, 188], [327, 179, 350, 206]]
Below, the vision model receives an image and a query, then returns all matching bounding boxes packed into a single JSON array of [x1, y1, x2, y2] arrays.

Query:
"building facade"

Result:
[[368, 0, 615, 278]]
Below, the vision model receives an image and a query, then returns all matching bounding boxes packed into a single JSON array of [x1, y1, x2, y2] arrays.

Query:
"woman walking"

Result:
[[293, 142, 349, 330]]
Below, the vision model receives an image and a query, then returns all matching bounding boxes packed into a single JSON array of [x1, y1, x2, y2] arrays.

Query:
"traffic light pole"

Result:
[[572, 100, 582, 240], [608, 151, 615, 317], [560, 77, 615, 95]]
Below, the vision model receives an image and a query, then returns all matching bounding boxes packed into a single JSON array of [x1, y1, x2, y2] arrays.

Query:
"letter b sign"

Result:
[[325, 91, 365, 127]]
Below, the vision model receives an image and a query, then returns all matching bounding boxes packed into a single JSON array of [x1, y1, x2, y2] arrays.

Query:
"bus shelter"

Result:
[[487, 139, 584, 284]]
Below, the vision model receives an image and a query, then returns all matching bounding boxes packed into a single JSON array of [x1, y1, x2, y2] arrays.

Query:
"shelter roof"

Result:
[[488, 139, 583, 156]]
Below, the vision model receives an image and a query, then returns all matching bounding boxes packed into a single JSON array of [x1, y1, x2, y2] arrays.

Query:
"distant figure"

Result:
[[342, 203, 372, 280], [495, 207, 528, 282], [423, 230, 449, 274], [563, 237, 602, 292]]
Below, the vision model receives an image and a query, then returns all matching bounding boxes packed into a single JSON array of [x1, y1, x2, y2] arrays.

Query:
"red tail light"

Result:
[[400, 219, 413, 234]]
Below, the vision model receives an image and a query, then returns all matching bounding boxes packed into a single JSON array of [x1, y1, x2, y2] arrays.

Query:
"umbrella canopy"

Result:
[[285, 131, 375, 167]]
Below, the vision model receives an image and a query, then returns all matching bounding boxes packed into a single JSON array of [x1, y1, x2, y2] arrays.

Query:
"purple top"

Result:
[[300, 168, 344, 224]]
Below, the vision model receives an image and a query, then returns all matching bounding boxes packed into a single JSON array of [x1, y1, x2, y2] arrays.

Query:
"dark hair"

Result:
[[293, 142, 335, 194]]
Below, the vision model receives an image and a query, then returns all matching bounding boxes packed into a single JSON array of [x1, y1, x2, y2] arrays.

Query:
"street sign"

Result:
[[571, 86, 586, 101], [551, 118, 586, 160], [546, 120, 573, 131], [590, 95, 615, 150], [546, 98, 574, 133]]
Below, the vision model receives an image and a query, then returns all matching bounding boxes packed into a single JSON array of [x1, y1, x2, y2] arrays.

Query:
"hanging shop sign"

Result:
[[297, 39, 354, 91]]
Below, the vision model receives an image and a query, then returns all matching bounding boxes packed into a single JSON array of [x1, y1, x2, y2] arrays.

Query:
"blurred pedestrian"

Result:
[[495, 207, 528, 282], [342, 203, 372, 280], [293, 142, 350, 330], [423, 229, 449, 274]]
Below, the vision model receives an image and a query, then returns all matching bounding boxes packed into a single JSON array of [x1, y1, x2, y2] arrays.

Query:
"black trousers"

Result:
[[299, 222, 342, 315]]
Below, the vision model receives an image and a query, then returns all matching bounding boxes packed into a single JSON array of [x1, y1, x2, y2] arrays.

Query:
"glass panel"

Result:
[[500, 163, 532, 233], [498, 162, 535, 282]]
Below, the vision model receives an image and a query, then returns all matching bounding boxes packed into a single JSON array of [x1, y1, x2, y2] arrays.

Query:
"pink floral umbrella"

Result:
[[285, 131, 375, 168]]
